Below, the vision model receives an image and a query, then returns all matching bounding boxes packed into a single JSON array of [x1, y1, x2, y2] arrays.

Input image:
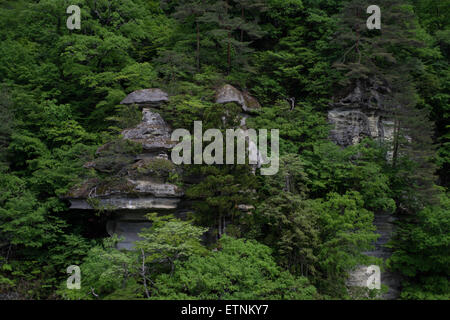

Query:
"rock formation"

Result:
[[213, 85, 262, 219], [121, 109, 176, 152], [66, 89, 184, 250], [328, 80, 395, 147], [215, 84, 264, 171], [215, 84, 262, 114], [65, 85, 264, 249], [347, 213, 402, 299], [120, 88, 169, 107], [329, 80, 401, 299]]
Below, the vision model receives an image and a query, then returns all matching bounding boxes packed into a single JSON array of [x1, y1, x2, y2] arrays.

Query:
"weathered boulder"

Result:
[[121, 108, 176, 152], [65, 108, 183, 250], [216, 84, 245, 106], [120, 88, 169, 107], [215, 84, 261, 114], [68, 196, 181, 211], [67, 176, 182, 204]]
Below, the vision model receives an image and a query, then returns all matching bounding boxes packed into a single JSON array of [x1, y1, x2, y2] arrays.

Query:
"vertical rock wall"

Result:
[[329, 80, 401, 299]]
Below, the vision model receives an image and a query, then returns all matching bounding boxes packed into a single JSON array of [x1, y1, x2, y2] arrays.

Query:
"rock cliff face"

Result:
[[121, 109, 176, 152], [66, 85, 262, 249], [67, 82, 400, 296], [328, 80, 395, 147], [215, 84, 264, 170], [66, 89, 183, 250], [347, 213, 402, 299], [329, 80, 401, 299]]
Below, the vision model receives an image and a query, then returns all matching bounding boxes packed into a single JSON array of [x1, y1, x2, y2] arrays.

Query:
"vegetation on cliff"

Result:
[[0, 0, 448, 300]]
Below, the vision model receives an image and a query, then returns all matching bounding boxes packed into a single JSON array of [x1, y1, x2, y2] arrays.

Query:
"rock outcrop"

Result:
[[330, 80, 401, 299], [120, 88, 169, 107], [66, 86, 263, 249], [215, 84, 265, 171], [347, 213, 402, 299], [121, 109, 176, 152], [215, 84, 261, 114], [66, 89, 182, 250], [328, 80, 395, 147]]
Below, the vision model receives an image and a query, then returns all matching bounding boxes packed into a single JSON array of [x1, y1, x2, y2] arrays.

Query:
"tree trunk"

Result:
[[241, 7, 245, 42], [227, 35, 231, 74], [218, 214, 222, 239], [196, 20, 200, 72], [392, 119, 400, 167], [140, 249, 150, 299], [226, 0, 231, 74]]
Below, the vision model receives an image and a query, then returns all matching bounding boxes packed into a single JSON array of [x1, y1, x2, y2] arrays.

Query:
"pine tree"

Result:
[[234, 0, 268, 43], [186, 164, 258, 240], [334, 0, 438, 209], [165, 0, 208, 71], [0, 86, 13, 169], [197, 0, 266, 73]]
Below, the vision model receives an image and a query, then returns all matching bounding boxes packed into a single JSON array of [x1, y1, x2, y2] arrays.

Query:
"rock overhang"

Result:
[[120, 88, 169, 107]]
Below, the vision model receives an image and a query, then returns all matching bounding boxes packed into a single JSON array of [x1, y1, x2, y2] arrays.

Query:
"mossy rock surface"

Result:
[[95, 139, 143, 157], [88, 155, 136, 174], [129, 158, 178, 179]]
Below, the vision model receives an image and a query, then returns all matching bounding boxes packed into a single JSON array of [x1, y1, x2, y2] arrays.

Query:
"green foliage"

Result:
[[186, 165, 258, 239], [388, 193, 450, 300], [58, 237, 139, 300], [301, 140, 396, 212], [0, 0, 447, 300], [316, 192, 378, 276], [151, 236, 319, 299], [135, 213, 208, 274], [248, 100, 329, 154], [0, 86, 13, 169]]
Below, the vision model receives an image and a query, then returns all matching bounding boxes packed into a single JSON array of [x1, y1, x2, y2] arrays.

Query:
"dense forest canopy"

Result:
[[0, 0, 448, 300]]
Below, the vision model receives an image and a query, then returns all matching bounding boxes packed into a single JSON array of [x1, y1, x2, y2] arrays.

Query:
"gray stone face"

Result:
[[68, 196, 181, 210], [66, 109, 181, 208], [329, 109, 394, 146], [128, 179, 183, 198], [121, 108, 176, 152], [216, 84, 246, 107], [215, 84, 261, 114], [106, 219, 152, 251], [328, 80, 394, 147], [120, 88, 169, 107], [347, 213, 402, 299], [332, 80, 401, 299], [65, 108, 184, 250]]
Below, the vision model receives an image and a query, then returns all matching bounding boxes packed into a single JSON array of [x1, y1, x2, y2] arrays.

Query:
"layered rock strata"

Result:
[[215, 84, 264, 170], [330, 80, 400, 299], [66, 89, 182, 250], [328, 80, 395, 147]]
